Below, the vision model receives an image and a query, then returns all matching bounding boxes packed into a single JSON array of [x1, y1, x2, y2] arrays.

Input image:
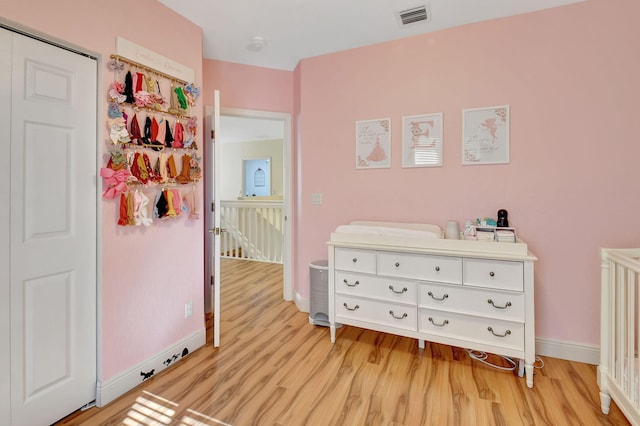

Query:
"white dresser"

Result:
[[328, 229, 537, 387]]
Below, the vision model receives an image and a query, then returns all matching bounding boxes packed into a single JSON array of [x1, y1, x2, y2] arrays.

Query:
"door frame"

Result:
[[204, 106, 293, 309]]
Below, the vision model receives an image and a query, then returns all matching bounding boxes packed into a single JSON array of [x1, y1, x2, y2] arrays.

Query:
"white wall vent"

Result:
[[398, 5, 431, 26]]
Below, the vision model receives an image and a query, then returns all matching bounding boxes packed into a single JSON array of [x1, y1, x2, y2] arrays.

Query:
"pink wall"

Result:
[[296, 0, 640, 346], [2, 1, 205, 380], [203, 60, 294, 111]]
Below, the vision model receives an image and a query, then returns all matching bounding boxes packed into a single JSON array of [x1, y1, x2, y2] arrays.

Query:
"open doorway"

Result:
[[204, 107, 292, 316]]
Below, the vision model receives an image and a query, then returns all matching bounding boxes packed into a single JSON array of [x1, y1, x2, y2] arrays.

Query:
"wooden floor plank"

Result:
[[57, 259, 631, 426]]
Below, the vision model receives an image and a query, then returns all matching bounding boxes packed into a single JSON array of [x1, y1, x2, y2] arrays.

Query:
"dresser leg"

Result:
[[330, 324, 336, 343], [418, 339, 425, 349], [525, 363, 534, 388]]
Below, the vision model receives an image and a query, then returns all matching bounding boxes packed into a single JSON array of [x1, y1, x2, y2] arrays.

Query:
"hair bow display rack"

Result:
[[109, 54, 192, 120]]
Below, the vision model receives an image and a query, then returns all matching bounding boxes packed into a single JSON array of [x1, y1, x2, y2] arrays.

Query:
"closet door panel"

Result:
[[23, 123, 72, 239], [23, 272, 73, 394]]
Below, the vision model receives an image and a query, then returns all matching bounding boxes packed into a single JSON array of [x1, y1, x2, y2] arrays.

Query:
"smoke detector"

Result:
[[247, 36, 266, 52], [397, 4, 431, 26]]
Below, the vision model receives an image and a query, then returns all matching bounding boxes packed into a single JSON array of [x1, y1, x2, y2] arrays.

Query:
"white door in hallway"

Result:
[[0, 28, 97, 425], [205, 91, 222, 347]]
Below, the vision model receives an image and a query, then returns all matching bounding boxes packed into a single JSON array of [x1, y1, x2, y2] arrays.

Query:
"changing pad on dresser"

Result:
[[334, 221, 443, 239], [330, 220, 532, 257]]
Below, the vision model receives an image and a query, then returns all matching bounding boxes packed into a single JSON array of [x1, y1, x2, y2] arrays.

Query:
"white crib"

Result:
[[599, 248, 640, 425]]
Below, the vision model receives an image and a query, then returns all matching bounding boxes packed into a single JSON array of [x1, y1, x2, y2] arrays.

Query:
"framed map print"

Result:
[[356, 118, 391, 169], [402, 113, 443, 168], [462, 105, 509, 165]]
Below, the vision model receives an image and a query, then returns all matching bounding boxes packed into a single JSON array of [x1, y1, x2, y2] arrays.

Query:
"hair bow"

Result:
[[186, 116, 198, 134], [109, 88, 127, 103], [107, 59, 125, 73], [100, 168, 131, 199], [111, 81, 125, 94], [185, 83, 200, 99], [108, 102, 123, 119]]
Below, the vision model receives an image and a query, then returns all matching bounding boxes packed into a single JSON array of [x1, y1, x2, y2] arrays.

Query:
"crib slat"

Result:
[[626, 269, 635, 407], [632, 269, 639, 410], [617, 263, 626, 386], [609, 260, 616, 375]]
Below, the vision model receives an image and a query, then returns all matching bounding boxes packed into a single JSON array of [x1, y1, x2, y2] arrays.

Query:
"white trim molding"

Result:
[[535, 337, 599, 365], [96, 328, 206, 407], [295, 291, 309, 313]]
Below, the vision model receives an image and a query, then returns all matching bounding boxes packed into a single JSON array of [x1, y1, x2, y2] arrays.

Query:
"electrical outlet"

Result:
[[185, 301, 193, 319], [311, 193, 322, 205]]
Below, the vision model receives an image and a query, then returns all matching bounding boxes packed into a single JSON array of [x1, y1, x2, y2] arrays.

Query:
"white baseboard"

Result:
[[96, 328, 206, 407], [535, 337, 599, 365], [295, 291, 309, 313]]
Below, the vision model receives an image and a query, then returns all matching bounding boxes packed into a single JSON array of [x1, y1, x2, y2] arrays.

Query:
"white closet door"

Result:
[[0, 28, 12, 425], [6, 29, 97, 425]]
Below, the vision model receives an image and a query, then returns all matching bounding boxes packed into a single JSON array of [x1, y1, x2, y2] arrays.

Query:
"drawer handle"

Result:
[[344, 279, 360, 287], [395, 262, 400, 267], [427, 291, 448, 301], [343, 303, 360, 311], [389, 310, 408, 320], [428, 317, 449, 327], [487, 299, 512, 309], [487, 326, 511, 338], [435, 266, 440, 272], [388, 285, 408, 294], [489, 271, 495, 277], [352, 258, 358, 263]]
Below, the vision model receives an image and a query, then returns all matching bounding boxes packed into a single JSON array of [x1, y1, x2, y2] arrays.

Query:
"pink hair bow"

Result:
[[100, 167, 131, 199]]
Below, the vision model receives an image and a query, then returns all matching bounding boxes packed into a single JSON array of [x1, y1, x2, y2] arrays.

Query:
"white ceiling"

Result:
[[158, 0, 584, 71], [220, 116, 284, 144]]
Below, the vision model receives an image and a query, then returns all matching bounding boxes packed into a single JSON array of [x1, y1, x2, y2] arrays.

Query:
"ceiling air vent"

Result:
[[398, 5, 430, 26]]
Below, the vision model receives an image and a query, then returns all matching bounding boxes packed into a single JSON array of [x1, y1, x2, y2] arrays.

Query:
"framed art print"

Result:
[[402, 113, 443, 168], [462, 105, 509, 165], [356, 118, 391, 169]]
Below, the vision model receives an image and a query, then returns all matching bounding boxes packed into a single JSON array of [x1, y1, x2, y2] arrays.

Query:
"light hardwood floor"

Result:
[[58, 259, 630, 426]]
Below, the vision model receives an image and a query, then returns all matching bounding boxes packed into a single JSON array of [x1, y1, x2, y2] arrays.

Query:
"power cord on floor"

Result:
[[465, 348, 545, 375], [465, 348, 517, 371]]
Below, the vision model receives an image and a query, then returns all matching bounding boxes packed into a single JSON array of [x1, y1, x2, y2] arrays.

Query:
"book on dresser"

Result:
[[327, 222, 537, 388]]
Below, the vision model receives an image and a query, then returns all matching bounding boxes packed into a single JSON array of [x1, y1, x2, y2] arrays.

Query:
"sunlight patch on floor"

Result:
[[122, 390, 231, 426], [179, 409, 233, 426]]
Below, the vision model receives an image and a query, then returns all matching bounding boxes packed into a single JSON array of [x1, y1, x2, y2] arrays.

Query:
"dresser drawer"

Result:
[[378, 252, 462, 284], [336, 294, 417, 332], [334, 248, 376, 274], [463, 258, 524, 291], [418, 309, 524, 352], [336, 271, 417, 304], [418, 282, 524, 322]]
